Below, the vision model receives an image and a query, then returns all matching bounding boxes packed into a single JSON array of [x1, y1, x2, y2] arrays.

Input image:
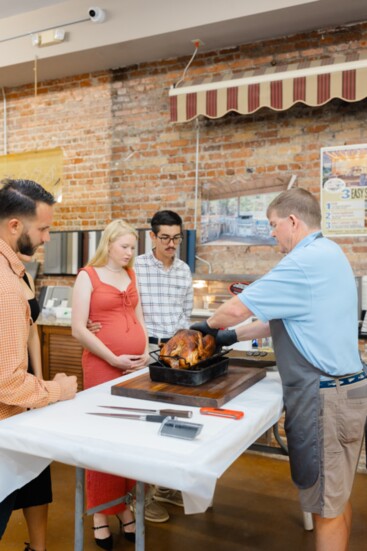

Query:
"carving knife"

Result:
[[87, 413, 168, 423], [97, 405, 193, 418]]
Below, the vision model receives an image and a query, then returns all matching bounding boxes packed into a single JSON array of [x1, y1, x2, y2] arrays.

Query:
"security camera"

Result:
[[88, 7, 106, 23]]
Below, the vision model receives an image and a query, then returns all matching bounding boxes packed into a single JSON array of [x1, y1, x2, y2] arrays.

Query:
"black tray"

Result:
[[149, 357, 229, 386], [150, 346, 226, 368]]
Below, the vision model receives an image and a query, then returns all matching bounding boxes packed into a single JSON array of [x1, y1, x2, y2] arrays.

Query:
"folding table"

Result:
[[0, 369, 283, 550]]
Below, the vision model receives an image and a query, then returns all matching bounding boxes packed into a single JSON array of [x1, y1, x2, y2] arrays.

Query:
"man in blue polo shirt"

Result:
[[192, 188, 367, 551]]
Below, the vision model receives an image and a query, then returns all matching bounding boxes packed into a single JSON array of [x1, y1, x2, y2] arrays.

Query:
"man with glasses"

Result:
[[135, 210, 193, 353], [134, 210, 193, 522]]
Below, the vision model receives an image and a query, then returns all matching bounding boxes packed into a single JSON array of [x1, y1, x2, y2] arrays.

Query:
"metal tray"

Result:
[[149, 349, 230, 386]]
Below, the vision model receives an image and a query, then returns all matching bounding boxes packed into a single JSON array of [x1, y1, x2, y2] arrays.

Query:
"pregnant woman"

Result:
[[72, 220, 149, 550]]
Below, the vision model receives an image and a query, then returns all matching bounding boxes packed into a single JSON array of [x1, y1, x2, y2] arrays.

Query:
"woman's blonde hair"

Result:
[[87, 219, 138, 269]]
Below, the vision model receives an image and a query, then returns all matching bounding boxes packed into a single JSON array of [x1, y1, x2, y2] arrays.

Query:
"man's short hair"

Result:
[[267, 188, 321, 228], [0, 179, 55, 220], [150, 210, 183, 234]]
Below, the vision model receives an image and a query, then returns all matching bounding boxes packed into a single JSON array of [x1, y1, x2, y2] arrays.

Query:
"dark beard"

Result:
[[17, 233, 37, 256]]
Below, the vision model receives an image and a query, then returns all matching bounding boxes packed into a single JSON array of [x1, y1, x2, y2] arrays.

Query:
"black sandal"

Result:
[[92, 525, 113, 551], [116, 516, 136, 543]]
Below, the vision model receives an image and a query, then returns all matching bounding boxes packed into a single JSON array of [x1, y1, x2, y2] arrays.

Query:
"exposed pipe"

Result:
[[194, 118, 200, 230], [287, 174, 297, 189], [34, 56, 38, 97], [175, 46, 199, 89], [2, 87, 7, 155], [0, 17, 90, 44], [123, 150, 137, 162], [195, 255, 212, 273]]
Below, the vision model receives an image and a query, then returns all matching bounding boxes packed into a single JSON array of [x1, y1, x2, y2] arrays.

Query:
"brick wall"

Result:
[[108, 21, 367, 277], [1, 22, 367, 284], [0, 72, 114, 288]]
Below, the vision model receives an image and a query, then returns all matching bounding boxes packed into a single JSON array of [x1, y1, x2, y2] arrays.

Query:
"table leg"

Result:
[[75, 467, 85, 551], [135, 481, 145, 551]]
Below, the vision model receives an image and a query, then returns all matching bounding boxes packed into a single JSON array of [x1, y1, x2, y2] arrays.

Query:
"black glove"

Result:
[[216, 329, 238, 347], [190, 320, 218, 337]]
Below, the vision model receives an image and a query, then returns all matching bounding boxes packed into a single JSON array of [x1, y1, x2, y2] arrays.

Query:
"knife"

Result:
[[97, 405, 193, 418], [87, 413, 168, 423]]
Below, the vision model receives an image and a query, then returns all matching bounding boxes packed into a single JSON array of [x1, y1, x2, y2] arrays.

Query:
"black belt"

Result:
[[149, 337, 170, 345], [320, 370, 366, 388]]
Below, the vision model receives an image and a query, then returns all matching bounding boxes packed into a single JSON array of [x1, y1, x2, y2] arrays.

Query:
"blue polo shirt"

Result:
[[239, 232, 362, 376]]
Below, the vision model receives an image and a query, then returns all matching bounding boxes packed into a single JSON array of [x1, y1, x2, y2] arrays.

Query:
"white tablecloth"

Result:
[[0, 370, 283, 514]]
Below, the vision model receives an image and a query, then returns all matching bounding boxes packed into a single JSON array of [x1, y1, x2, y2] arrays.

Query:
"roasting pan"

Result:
[[149, 348, 230, 386]]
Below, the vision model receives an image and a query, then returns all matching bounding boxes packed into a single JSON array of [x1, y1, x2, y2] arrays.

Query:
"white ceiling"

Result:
[[0, 0, 366, 88], [0, 0, 65, 19]]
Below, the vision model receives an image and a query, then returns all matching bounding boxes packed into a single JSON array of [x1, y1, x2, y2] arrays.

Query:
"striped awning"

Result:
[[169, 52, 367, 123]]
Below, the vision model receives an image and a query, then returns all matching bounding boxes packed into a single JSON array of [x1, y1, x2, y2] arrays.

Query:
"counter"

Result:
[[37, 313, 72, 327], [192, 273, 261, 282], [37, 315, 83, 391], [38, 310, 215, 324], [190, 308, 214, 319]]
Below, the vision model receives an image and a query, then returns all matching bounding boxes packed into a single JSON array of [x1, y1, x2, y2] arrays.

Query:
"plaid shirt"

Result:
[[135, 250, 193, 338], [0, 238, 61, 420]]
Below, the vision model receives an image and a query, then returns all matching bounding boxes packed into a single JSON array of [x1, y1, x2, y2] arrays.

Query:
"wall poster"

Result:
[[0, 148, 63, 202], [321, 144, 367, 237]]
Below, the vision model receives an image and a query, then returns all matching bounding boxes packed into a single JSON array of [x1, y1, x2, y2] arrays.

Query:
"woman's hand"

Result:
[[87, 319, 102, 334], [113, 353, 149, 373]]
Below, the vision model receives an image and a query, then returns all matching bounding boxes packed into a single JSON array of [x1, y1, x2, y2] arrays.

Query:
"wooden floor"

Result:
[[2, 453, 367, 551]]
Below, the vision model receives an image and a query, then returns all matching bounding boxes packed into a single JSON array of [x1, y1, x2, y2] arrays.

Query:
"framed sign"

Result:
[[0, 148, 63, 202], [320, 144, 367, 237], [201, 185, 278, 246]]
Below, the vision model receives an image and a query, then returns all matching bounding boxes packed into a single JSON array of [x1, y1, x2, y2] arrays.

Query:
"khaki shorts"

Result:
[[299, 376, 367, 518]]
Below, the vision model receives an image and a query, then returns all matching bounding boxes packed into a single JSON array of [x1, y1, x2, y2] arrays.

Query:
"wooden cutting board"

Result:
[[111, 365, 266, 407], [227, 349, 276, 368]]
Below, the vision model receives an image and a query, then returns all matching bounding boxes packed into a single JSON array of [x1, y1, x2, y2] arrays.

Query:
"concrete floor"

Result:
[[2, 453, 367, 551]]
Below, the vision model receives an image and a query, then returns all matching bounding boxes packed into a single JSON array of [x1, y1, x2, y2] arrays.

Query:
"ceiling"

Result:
[[0, 0, 366, 88]]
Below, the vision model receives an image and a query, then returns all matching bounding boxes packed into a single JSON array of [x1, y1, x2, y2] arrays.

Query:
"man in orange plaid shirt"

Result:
[[0, 179, 77, 546]]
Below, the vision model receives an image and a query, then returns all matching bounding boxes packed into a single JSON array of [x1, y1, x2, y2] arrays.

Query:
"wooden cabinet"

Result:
[[38, 324, 84, 391]]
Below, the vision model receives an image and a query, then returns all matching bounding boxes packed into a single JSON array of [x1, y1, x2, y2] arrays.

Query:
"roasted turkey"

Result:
[[159, 329, 216, 369]]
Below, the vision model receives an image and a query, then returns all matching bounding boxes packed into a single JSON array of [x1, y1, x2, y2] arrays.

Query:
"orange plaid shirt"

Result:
[[0, 238, 61, 420]]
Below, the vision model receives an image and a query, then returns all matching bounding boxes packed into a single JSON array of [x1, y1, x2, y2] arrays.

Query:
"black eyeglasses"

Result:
[[156, 234, 183, 245]]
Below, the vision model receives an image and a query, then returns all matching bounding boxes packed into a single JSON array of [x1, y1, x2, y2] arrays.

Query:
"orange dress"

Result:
[[81, 266, 146, 514]]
